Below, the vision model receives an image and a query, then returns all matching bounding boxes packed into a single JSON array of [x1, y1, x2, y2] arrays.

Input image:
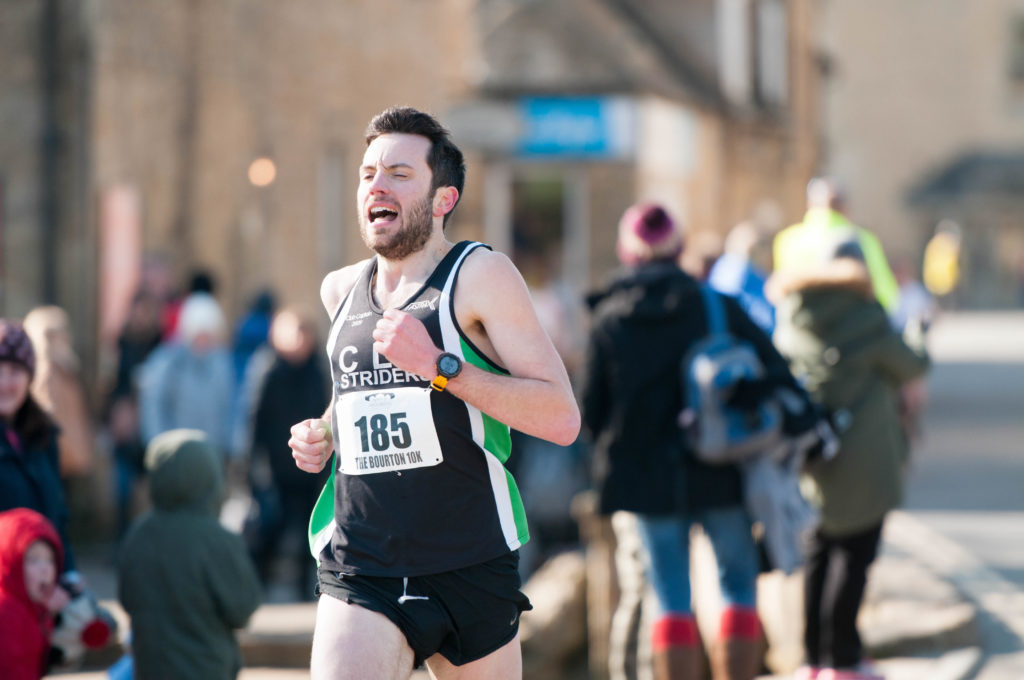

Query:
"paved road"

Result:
[[900, 312, 1024, 678]]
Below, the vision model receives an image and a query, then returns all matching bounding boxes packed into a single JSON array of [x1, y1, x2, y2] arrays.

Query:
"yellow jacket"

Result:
[[773, 208, 900, 313]]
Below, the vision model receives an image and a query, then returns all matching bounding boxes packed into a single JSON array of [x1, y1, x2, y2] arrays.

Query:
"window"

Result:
[[317, 147, 347, 276], [755, 0, 788, 108], [1010, 16, 1024, 83], [717, 0, 788, 110], [718, 0, 753, 105], [511, 172, 565, 281]]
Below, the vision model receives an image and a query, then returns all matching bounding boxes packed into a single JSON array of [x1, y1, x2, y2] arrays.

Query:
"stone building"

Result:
[[0, 0, 91, 335], [1, 0, 823, 393], [452, 0, 821, 361], [819, 0, 1024, 307]]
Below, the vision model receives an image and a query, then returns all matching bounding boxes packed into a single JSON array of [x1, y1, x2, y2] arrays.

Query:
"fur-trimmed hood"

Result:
[[765, 259, 873, 303], [769, 258, 887, 346]]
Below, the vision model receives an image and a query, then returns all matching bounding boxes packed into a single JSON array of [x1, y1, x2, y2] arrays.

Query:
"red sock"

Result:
[[719, 606, 761, 640], [651, 613, 699, 652]]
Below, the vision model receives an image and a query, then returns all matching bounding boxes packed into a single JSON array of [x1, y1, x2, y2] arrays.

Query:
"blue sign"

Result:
[[518, 97, 634, 159]]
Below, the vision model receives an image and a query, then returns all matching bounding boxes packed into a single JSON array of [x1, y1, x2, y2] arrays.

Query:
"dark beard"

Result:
[[360, 195, 433, 261]]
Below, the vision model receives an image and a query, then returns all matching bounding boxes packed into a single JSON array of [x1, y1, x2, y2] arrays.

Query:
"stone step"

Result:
[[238, 602, 316, 668]]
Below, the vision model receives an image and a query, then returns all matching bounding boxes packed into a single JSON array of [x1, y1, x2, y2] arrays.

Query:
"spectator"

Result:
[[581, 204, 804, 680], [681, 229, 722, 282], [890, 255, 938, 333], [137, 293, 235, 457], [890, 255, 937, 448], [118, 429, 261, 679], [511, 254, 587, 579], [231, 289, 277, 387], [0, 508, 66, 680], [708, 221, 775, 334], [768, 239, 930, 680], [0, 320, 79, 581], [239, 307, 330, 599], [23, 306, 96, 478], [161, 267, 219, 341], [137, 253, 179, 341], [921, 219, 962, 302], [105, 291, 164, 540], [773, 178, 900, 314]]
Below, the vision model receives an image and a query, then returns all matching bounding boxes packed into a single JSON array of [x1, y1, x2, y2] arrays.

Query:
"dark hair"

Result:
[[365, 107, 466, 227], [188, 270, 216, 295], [12, 393, 55, 449]]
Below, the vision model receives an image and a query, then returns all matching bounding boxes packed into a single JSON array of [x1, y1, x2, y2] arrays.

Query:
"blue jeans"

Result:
[[635, 505, 758, 616]]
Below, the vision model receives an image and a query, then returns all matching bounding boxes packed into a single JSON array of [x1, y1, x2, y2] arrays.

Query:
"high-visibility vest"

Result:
[[773, 209, 900, 313]]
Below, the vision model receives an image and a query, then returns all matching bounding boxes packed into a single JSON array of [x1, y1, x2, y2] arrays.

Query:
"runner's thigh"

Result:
[[425, 633, 521, 680], [311, 594, 415, 680]]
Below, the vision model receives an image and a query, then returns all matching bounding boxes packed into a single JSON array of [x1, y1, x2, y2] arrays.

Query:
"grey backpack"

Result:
[[678, 287, 783, 465]]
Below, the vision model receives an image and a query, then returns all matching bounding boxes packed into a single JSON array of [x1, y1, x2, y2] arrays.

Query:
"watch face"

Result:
[[438, 354, 461, 377]]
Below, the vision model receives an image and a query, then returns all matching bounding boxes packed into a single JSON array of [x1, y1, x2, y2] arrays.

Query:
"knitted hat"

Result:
[[177, 293, 226, 345], [0, 320, 36, 378], [616, 203, 684, 266]]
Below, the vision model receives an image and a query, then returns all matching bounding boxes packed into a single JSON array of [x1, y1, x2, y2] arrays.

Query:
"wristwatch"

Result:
[[431, 352, 463, 392]]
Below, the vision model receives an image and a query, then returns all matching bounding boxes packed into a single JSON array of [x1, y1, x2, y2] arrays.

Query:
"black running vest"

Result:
[[315, 241, 529, 576]]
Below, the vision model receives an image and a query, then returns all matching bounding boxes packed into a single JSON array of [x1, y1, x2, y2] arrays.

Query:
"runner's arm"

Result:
[[372, 249, 580, 446], [288, 264, 365, 473]]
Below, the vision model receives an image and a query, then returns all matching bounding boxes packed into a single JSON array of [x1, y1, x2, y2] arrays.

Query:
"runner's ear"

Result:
[[432, 186, 459, 218]]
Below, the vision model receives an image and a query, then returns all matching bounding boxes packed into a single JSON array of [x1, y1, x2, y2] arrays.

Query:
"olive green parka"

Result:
[[770, 260, 930, 535]]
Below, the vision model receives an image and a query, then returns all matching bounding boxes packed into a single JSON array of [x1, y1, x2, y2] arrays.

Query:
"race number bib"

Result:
[[335, 386, 443, 475]]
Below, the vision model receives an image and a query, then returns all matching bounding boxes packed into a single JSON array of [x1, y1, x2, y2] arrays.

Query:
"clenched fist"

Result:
[[372, 308, 440, 378], [289, 418, 334, 473]]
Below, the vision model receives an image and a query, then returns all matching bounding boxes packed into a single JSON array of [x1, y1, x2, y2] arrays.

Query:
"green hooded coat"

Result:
[[771, 261, 930, 535], [118, 429, 262, 680]]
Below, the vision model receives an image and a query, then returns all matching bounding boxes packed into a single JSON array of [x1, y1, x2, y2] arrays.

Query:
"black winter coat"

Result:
[[0, 424, 75, 572], [580, 262, 800, 516], [246, 348, 332, 495]]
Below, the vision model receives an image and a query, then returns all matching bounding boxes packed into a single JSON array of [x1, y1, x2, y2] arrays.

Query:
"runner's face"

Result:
[[358, 133, 437, 260]]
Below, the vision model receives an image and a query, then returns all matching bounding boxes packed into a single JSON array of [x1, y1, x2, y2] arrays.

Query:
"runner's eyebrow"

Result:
[[360, 162, 415, 173]]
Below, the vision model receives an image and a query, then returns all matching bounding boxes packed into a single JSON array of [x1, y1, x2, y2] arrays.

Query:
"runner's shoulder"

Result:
[[455, 246, 532, 324], [321, 259, 371, 318], [459, 246, 523, 289]]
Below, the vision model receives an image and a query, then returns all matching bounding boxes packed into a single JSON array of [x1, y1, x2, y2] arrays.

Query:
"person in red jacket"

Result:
[[0, 507, 67, 679]]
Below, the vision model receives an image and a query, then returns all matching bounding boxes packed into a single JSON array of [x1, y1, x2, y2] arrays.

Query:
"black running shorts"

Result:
[[316, 551, 532, 667]]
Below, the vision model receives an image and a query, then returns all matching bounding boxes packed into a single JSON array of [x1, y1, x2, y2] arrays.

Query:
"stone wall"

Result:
[[821, 0, 1024, 261]]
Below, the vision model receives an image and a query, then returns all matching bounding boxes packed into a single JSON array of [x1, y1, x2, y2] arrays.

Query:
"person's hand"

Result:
[[289, 418, 333, 473], [903, 314, 930, 348], [372, 309, 440, 378], [107, 397, 138, 443], [46, 584, 72, 615]]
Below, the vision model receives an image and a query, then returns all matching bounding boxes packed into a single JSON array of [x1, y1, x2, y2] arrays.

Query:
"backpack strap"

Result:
[[700, 285, 728, 336]]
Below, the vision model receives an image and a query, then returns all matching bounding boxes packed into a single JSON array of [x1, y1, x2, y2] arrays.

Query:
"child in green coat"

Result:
[[769, 240, 930, 680], [118, 429, 262, 680]]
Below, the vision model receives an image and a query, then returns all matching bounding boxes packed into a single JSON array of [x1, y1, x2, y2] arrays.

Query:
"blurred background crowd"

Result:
[[1, 0, 1022, 678]]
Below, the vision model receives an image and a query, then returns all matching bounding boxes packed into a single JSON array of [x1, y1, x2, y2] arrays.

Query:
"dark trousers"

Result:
[[803, 520, 884, 669], [248, 485, 317, 599]]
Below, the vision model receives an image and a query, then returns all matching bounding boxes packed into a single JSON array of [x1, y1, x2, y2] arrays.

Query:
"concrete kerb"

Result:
[[884, 512, 1024, 644], [884, 511, 1024, 677], [752, 510, 987, 679]]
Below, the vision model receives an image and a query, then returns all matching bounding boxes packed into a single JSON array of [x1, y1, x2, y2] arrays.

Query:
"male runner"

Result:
[[288, 106, 580, 680]]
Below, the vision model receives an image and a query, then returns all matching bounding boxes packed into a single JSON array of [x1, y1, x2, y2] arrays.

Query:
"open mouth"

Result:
[[368, 206, 398, 223]]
